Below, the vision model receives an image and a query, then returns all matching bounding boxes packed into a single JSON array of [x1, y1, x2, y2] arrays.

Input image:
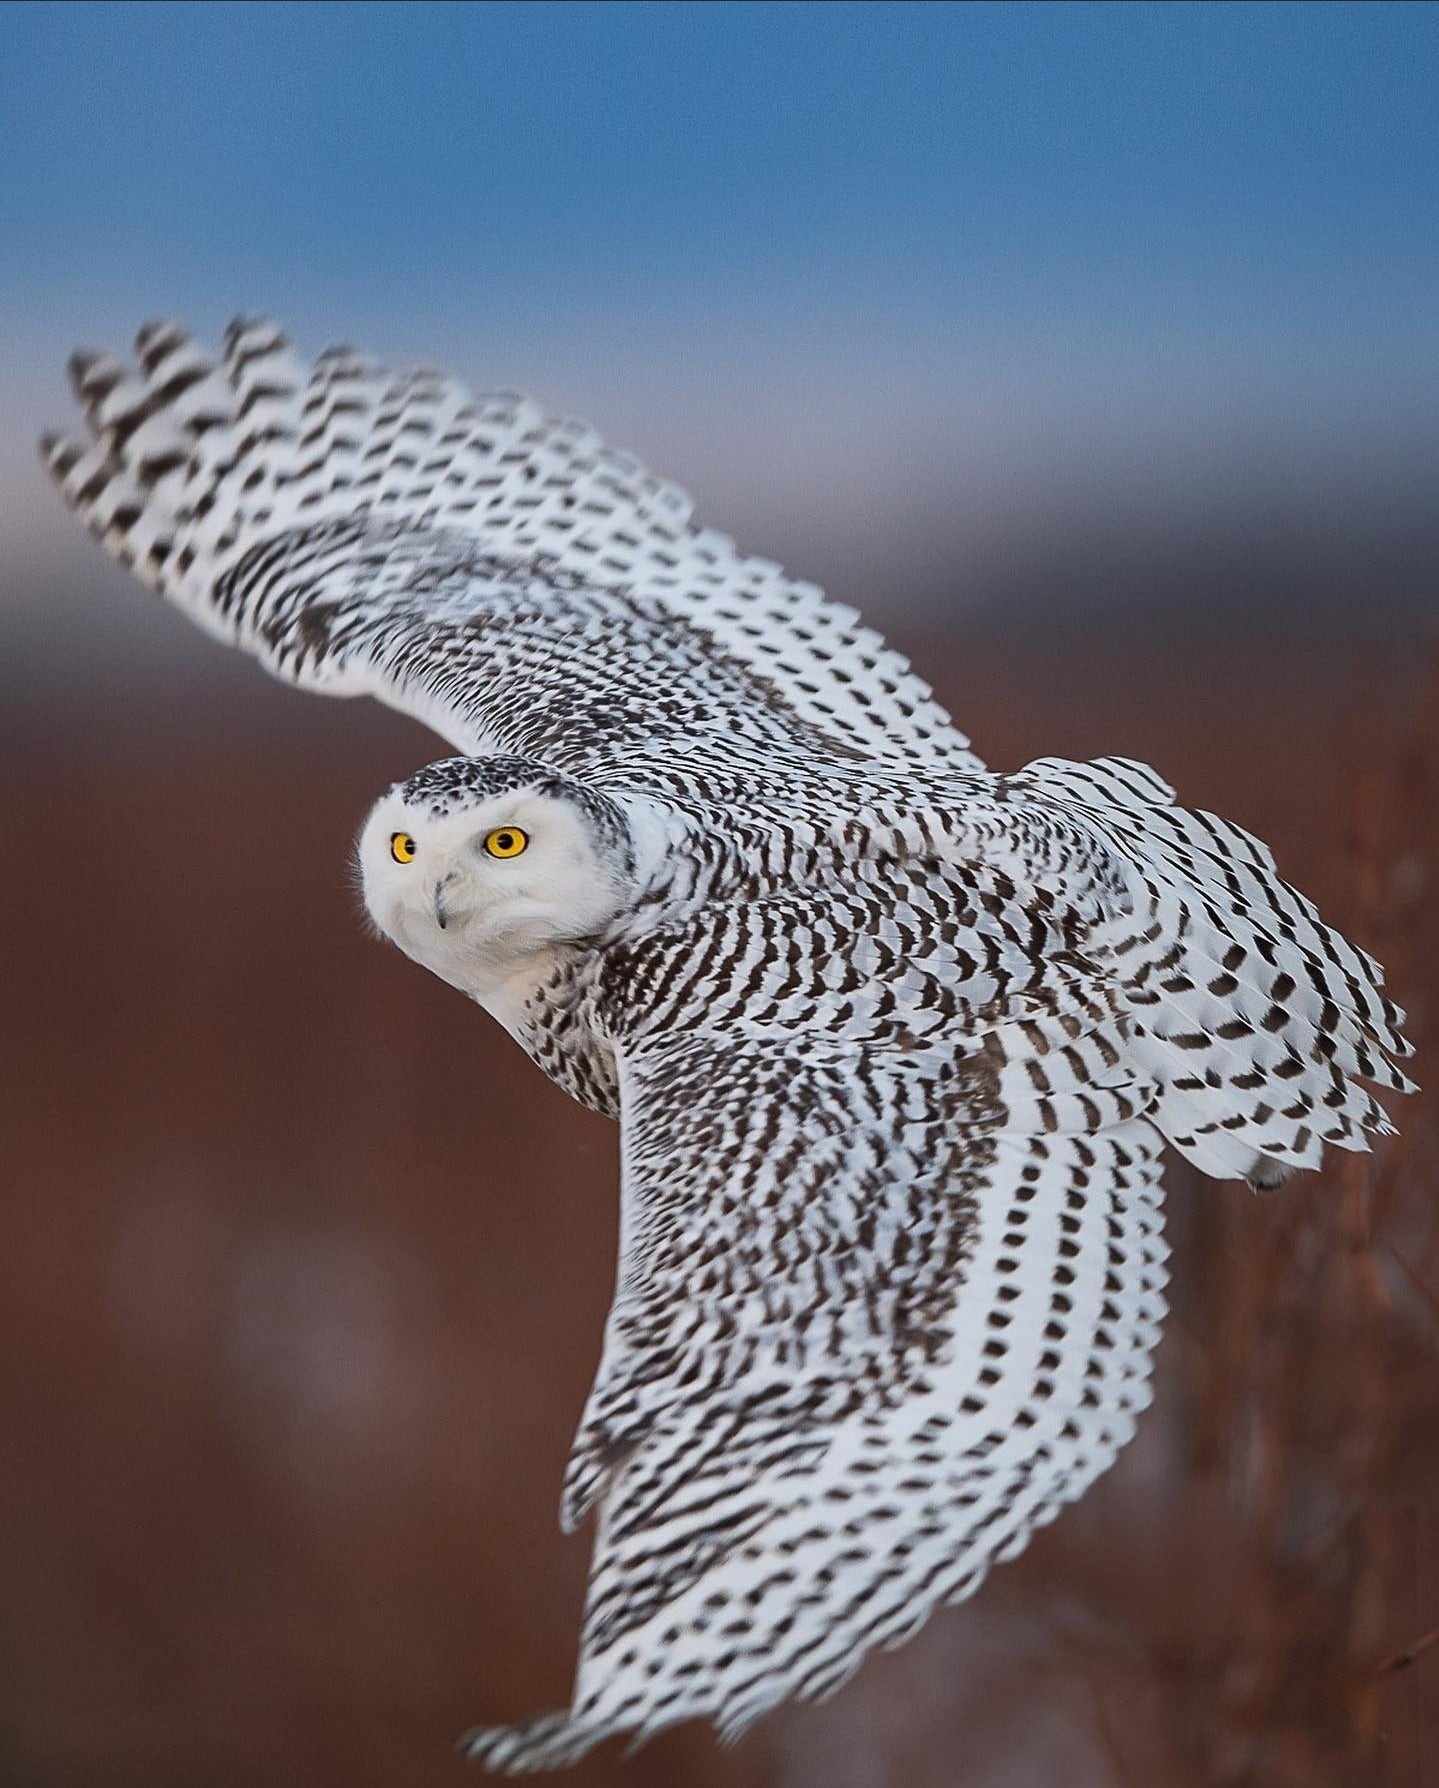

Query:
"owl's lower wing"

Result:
[[40, 317, 979, 780], [463, 997, 1168, 1772]]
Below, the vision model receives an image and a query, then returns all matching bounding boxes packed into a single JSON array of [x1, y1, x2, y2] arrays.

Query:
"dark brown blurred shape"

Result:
[[1, 618, 1435, 1788]]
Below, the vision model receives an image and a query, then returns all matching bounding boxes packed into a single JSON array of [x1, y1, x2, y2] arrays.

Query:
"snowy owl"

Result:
[[42, 318, 1412, 1773]]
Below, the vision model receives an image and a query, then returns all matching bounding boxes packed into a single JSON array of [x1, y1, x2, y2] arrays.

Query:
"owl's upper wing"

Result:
[[41, 317, 980, 779], [463, 871, 1169, 1772]]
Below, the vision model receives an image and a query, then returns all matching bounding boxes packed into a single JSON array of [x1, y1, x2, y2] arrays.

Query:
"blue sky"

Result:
[[4, 2, 1436, 329], [4, 3, 1437, 309], [3, 1, 1437, 650]]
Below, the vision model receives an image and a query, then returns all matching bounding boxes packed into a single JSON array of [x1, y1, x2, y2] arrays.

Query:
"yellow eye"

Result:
[[390, 831, 418, 864], [483, 826, 529, 859]]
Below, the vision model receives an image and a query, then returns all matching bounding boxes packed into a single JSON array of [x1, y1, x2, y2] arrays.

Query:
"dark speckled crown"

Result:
[[396, 755, 635, 869]]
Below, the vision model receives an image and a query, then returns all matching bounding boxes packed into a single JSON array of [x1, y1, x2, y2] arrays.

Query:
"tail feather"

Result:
[[1133, 816, 1403, 1039], [1014, 755, 1413, 1185]]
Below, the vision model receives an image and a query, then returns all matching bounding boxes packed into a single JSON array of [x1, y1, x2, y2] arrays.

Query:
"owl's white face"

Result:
[[357, 775, 633, 1002]]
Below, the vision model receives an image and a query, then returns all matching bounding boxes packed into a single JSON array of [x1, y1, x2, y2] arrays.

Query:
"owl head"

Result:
[[358, 756, 639, 995]]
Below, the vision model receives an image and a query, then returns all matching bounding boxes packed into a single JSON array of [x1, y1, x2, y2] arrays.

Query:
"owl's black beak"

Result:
[[432, 874, 460, 930]]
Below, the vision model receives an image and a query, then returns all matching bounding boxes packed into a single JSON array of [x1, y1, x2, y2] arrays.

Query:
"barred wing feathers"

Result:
[[463, 870, 1169, 1771], [41, 317, 979, 778]]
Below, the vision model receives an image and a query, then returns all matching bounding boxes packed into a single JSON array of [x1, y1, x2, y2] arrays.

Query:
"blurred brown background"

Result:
[[2, 593, 1436, 1788]]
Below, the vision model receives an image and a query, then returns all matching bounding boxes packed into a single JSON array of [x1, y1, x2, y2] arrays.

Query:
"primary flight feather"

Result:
[[41, 317, 1413, 1772]]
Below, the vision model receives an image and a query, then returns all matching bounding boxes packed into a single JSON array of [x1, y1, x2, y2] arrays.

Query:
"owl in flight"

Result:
[[43, 319, 1412, 1772]]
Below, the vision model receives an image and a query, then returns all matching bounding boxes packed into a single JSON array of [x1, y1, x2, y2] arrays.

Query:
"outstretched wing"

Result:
[[463, 866, 1169, 1771], [41, 317, 980, 781]]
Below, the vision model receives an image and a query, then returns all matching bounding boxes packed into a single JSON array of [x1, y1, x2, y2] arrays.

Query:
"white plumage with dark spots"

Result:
[[41, 316, 1414, 1773]]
